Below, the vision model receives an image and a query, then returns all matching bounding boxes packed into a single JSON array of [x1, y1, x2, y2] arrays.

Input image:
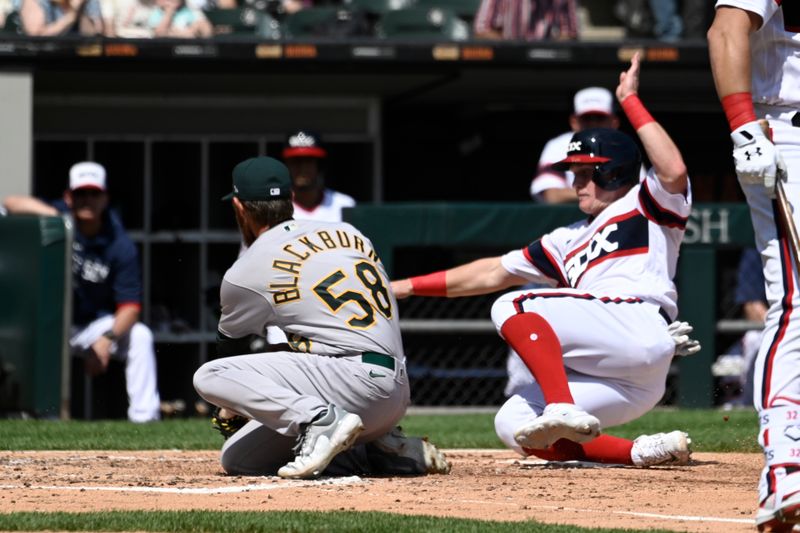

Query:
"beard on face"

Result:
[[235, 207, 257, 247]]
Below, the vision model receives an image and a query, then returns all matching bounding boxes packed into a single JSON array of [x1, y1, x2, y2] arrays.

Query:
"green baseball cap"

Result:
[[222, 156, 292, 201]]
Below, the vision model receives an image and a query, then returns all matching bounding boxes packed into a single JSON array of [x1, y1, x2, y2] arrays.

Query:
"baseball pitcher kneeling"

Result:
[[194, 156, 449, 479]]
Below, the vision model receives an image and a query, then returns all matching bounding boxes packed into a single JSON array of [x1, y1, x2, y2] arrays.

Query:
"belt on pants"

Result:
[[361, 352, 395, 370], [793, 112, 800, 128], [658, 307, 672, 324]]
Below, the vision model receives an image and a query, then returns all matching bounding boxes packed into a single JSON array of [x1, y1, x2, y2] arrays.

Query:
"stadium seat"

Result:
[[342, 0, 416, 16], [576, 0, 624, 40], [282, 7, 371, 38], [2, 11, 23, 34], [205, 8, 281, 39], [412, 0, 480, 19], [376, 7, 470, 40]]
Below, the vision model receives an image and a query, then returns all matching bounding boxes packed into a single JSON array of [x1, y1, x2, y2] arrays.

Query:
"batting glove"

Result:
[[668, 320, 701, 357], [731, 121, 786, 199]]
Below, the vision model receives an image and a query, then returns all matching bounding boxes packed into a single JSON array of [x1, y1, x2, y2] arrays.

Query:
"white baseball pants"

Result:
[[746, 106, 800, 411], [70, 315, 161, 423], [490, 288, 675, 455]]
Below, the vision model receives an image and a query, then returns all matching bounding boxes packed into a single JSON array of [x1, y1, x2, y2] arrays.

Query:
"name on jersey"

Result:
[[270, 229, 380, 305], [563, 211, 649, 286], [72, 246, 110, 284]]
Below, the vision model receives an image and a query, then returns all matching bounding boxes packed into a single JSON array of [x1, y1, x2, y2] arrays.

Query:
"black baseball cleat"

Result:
[[210, 407, 248, 440]]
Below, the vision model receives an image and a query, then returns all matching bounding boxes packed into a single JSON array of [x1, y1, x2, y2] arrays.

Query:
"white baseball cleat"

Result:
[[630, 431, 692, 467], [366, 426, 451, 475], [756, 491, 800, 532], [513, 403, 601, 450], [278, 405, 364, 479]]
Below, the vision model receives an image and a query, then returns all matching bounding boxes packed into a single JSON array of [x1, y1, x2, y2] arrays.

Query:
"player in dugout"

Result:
[[3, 162, 161, 423], [392, 53, 699, 467]]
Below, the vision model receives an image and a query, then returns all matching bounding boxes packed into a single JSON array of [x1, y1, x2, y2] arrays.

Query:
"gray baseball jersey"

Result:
[[219, 219, 404, 362]]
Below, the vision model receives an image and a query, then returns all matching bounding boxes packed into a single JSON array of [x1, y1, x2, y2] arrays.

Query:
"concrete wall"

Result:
[[0, 71, 32, 199]]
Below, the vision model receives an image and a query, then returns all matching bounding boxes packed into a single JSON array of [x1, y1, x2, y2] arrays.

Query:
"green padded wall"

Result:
[[0, 215, 70, 417]]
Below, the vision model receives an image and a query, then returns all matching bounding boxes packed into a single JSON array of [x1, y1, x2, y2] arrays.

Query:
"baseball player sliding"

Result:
[[193, 156, 449, 479], [708, 2, 800, 530], [393, 54, 694, 466]]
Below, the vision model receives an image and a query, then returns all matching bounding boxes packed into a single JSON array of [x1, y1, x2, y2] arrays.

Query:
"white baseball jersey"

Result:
[[494, 171, 692, 455], [293, 189, 356, 223], [505, 169, 692, 320], [530, 131, 574, 200], [219, 219, 403, 361], [715, 0, 800, 107]]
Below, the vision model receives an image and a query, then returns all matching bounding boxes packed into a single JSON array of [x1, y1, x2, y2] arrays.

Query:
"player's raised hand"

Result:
[[616, 51, 641, 103]]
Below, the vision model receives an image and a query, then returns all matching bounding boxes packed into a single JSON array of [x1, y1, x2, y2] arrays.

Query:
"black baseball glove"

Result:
[[211, 407, 249, 440]]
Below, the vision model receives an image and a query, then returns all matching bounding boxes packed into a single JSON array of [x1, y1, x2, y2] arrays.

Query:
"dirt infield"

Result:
[[0, 449, 761, 532]]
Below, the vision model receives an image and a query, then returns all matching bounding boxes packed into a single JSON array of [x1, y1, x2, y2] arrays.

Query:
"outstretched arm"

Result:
[[616, 52, 688, 195], [391, 256, 528, 299]]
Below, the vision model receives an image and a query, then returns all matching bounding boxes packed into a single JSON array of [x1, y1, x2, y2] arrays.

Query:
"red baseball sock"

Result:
[[524, 435, 634, 465], [500, 313, 573, 404]]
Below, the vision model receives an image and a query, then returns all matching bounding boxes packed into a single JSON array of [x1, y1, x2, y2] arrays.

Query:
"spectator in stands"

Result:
[[282, 130, 356, 222], [647, 0, 681, 41], [100, 0, 150, 37], [146, 0, 211, 37], [473, 0, 577, 40], [531, 87, 619, 203], [105, 0, 212, 38], [20, 0, 104, 35], [2, 162, 162, 423], [214, 0, 306, 18]]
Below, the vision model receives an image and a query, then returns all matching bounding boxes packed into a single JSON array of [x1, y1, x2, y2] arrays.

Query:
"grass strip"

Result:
[[0, 510, 676, 532], [0, 408, 759, 452]]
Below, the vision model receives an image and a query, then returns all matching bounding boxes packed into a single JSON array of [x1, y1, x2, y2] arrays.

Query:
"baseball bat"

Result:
[[760, 120, 800, 275], [775, 180, 800, 276]]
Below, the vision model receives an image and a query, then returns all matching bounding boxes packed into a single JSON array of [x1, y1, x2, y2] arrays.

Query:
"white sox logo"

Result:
[[73, 253, 110, 283], [567, 141, 583, 153], [565, 224, 619, 285]]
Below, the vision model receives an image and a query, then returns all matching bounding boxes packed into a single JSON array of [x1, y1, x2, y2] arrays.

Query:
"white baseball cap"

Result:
[[69, 162, 106, 191], [573, 87, 613, 117]]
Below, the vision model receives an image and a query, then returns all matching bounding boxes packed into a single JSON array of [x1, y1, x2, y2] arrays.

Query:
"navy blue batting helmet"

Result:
[[552, 128, 641, 191]]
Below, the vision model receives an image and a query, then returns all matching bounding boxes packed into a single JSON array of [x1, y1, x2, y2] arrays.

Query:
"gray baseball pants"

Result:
[[193, 351, 409, 475]]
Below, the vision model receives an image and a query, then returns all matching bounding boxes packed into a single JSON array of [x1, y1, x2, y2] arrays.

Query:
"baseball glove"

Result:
[[211, 407, 248, 440]]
